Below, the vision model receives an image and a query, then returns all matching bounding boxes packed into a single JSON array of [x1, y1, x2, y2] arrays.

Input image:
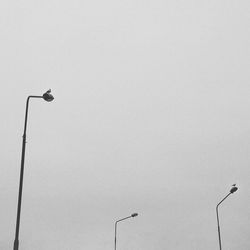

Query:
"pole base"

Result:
[[14, 239, 19, 250]]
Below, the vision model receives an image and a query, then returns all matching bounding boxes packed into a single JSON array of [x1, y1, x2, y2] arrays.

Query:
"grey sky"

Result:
[[0, 0, 250, 249]]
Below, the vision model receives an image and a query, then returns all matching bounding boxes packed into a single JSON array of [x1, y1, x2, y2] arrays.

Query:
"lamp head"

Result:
[[131, 213, 138, 217], [230, 185, 238, 194], [43, 89, 54, 102]]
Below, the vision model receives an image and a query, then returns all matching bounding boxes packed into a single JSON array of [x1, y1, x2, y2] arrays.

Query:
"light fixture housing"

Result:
[[43, 89, 54, 102], [230, 186, 238, 194], [131, 213, 138, 217]]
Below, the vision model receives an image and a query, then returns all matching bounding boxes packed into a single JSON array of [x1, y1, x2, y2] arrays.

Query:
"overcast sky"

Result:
[[0, 0, 250, 249]]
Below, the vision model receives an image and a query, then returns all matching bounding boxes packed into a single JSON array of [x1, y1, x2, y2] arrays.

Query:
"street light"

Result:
[[114, 213, 138, 250], [13, 90, 54, 250], [216, 184, 238, 250]]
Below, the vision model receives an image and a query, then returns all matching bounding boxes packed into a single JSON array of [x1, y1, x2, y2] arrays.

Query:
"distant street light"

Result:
[[114, 213, 138, 250], [216, 185, 238, 250], [13, 90, 54, 250]]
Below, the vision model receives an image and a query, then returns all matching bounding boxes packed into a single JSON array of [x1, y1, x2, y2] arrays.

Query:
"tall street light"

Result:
[[114, 213, 138, 250], [216, 184, 238, 250], [13, 90, 54, 250]]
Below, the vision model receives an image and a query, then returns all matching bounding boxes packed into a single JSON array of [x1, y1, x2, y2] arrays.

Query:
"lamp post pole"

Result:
[[114, 213, 138, 250], [216, 185, 238, 250], [13, 90, 54, 250]]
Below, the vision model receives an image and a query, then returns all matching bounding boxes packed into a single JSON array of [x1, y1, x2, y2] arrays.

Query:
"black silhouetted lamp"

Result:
[[114, 213, 138, 250], [13, 90, 54, 250], [216, 184, 238, 250]]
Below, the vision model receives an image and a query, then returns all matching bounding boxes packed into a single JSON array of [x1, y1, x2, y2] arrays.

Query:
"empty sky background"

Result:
[[0, 0, 250, 249]]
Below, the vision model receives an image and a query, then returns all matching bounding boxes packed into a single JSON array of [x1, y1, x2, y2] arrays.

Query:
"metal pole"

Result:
[[114, 221, 117, 250], [216, 204, 222, 250], [216, 193, 231, 250], [114, 215, 135, 250], [13, 96, 43, 250]]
